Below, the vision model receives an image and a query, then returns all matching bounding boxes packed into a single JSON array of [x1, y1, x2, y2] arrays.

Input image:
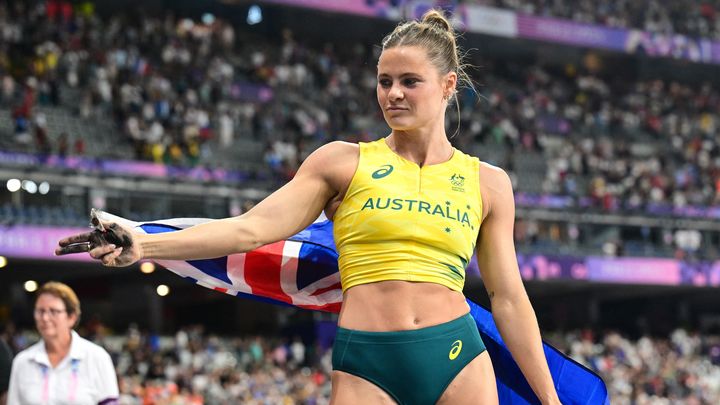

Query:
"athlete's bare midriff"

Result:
[[338, 280, 470, 331]]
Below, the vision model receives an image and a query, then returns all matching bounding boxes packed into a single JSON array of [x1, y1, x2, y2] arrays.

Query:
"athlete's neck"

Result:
[[387, 129, 452, 168]]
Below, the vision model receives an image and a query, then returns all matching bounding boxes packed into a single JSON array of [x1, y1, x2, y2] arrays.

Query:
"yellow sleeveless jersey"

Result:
[[333, 138, 483, 292]]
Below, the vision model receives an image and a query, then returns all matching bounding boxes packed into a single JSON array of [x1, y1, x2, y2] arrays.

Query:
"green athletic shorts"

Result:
[[332, 312, 486, 405]]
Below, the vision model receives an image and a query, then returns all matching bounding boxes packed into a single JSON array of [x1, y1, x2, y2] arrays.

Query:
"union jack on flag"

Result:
[[96, 211, 609, 405], [141, 217, 342, 312]]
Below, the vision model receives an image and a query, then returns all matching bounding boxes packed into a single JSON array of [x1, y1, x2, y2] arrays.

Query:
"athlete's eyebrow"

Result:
[[377, 72, 422, 78]]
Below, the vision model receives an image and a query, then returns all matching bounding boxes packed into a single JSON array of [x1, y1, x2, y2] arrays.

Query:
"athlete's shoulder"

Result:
[[306, 141, 359, 163], [478, 161, 513, 194], [477, 161, 514, 221], [325, 140, 360, 154], [299, 141, 359, 186], [479, 161, 507, 177]]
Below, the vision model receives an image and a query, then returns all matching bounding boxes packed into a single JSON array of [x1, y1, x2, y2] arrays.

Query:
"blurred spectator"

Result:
[[0, 334, 12, 405], [7, 282, 119, 405], [57, 132, 69, 158], [73, 137, 85, 155], [34, 112, 51, 157]]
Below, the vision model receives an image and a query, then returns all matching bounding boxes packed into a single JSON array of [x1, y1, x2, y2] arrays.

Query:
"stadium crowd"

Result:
[[548, 328, 720, 405], [2, 322, 720, 404], [2, 1, 720, 213], [475, 0, 720, 40], [1, 0, 375, 181], [462, 61, 720, 212], [2, 323, 333, 405]]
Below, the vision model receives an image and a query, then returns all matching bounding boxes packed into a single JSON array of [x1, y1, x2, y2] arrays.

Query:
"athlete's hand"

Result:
[[55, 215, 144, 267]]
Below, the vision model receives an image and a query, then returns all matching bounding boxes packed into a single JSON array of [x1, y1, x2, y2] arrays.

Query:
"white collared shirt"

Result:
[[7, 330, 119, 405]]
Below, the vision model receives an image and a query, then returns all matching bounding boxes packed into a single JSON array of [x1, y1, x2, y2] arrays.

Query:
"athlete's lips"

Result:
[[386, 106, 408, 111]]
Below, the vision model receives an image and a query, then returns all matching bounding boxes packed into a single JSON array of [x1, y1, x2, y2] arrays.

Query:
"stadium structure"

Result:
[[1, 0, 719, 403]]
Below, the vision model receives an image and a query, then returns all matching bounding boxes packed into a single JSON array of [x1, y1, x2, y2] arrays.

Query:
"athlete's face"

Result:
[[377, 46, 456, 131], [34, 293, 76, 341]]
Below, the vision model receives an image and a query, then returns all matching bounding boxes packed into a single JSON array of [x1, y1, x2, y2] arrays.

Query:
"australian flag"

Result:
[[98, 212, 609, 405]]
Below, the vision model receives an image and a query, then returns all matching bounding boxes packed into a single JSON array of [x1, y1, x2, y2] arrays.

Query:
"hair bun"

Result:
[[421, 10, 452, 33]]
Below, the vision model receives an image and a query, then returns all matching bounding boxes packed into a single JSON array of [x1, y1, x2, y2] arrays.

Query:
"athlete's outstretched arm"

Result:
[[56, 142, 353, 266], [475, 164, 561, 405]]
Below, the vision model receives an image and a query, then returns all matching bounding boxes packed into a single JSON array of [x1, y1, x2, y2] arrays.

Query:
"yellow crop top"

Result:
[[333, 138, 483, 292]]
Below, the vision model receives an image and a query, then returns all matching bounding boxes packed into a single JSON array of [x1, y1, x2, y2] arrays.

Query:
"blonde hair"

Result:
[[36, 281, 81, 321], [381, 9, 474, 98]]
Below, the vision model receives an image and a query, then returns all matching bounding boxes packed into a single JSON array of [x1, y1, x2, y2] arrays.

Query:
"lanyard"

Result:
[[69, 358, 80, 402], [40, 365, 49, 403], [38, 358, 80, 403]]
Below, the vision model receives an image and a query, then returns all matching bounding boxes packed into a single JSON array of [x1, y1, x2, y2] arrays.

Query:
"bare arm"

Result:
[[476, 164, 560, 405], [57, 142, 355, 265]]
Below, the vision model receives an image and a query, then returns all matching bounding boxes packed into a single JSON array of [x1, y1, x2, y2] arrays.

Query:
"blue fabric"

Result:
[[468, 301, 609, 404]]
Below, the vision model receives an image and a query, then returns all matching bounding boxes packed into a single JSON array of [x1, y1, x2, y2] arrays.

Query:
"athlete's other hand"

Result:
[[55, 217, 143, 267]]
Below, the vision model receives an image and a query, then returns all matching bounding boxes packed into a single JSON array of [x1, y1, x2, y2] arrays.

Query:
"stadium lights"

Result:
[[0, 256, 7, 268], [140, 261, 156, 274], [247, 5, 262, 25], [202, 13, 215, 25], [22, 180, 37, 194], [39, 181, 50, 194], [6, 179, 21, 192], [6, 179, 48, 194], [24, 280, 38, 292], [156, 284, 170, 297], [180, 18, 194, 31]]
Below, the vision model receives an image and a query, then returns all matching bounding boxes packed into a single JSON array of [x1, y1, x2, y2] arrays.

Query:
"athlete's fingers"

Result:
[[89, 244, 117, 259], [101, 247, 123, 266], [54, 243, 91, 256], [58, 232, 93, 247], [104, 223, 132, 246]]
